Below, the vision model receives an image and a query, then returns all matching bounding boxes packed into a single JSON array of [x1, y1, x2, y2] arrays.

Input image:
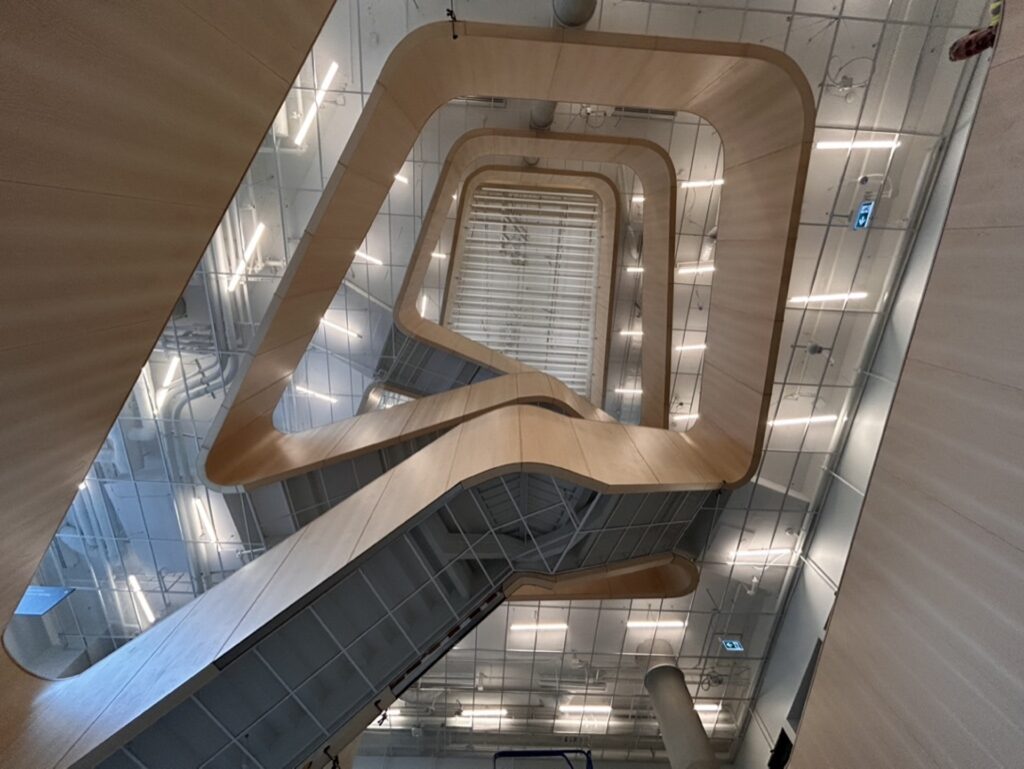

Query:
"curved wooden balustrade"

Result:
[[208, 21, 814, 492], [396, 129, 674, 419], [506, 552, 700, 601]]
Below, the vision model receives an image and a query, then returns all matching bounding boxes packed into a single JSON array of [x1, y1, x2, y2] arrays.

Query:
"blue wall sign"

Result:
[[853, 199, 875, 230]]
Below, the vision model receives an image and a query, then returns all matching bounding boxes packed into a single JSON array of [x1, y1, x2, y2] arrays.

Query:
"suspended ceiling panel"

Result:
[[447, 184, 601, 396]]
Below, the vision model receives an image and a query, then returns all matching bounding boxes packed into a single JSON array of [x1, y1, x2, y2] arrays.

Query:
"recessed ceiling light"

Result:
[[509, 622, 568, 631], [731, 547, 792, 562], [560, 704, 612, 714], [680, 179, 724, 189], [227, 222, 267, 292], [354, 250, 383, 266], [694, 703, 722, 712], [788, 291, 867, 305], [768, 414, 839, 427], [677, 263, 715, 275], [815, 138, 900, 150], [294, 61, 339, 146], [627, 619, 687, 629], [295, 385, 338, 404], [127, 574, 155, 624], [321, 318, 361, 338]]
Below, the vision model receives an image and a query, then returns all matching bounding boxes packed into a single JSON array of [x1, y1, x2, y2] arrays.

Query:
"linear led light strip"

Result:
[[789, 291, 867, 305], [354, 250, 383, 266], [154, 355, 181, 410], [509, 622, 568, 631], [676, 343, 706, 352], [226, 222, 267, 292], [672, 413, 699, 422], [321, 317, 361, 338], [459, 709, 508, 718], [815, 138, 900, 150], [619, 329, 643, 337], [678, 263, 715, 275], [294, 61, 339, 146], [295, 385, 338, 404], [680, 178, 724, 189], [614, 387, 643, 395], [626, 265, 644, 273], [431, 251, 447, 259], [731, 547, 792, 564], [127, 575, 155, 625], [627, 619, 686, 628], [768, 414, 839, 427], [560, 704, 612, 714]]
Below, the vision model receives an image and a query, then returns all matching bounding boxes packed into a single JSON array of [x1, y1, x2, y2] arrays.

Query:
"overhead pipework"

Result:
[[528, 0, 597, 131], [644, 662, 719, 769]]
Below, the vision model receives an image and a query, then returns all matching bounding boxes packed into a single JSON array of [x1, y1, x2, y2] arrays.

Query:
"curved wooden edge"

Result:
[[505, 552, 700, 602], [207, 370, 613, 488], [439, 165, 621, 404], [398, 129, 673, 421], [207, 23, 813, 495], [5, 401, 721, 768]]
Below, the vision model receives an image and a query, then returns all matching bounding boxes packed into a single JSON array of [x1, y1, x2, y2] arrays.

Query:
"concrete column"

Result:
[[644, 664, 718, 769]]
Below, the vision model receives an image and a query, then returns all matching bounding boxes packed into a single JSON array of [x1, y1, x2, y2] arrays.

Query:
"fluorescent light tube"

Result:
[[161, 356, 180, 388], [675, 343, 707, 352], [695, 704, 722, 712], [731, 547, 792, 562], [614, 387, 643, 395], [672, 413, 699, 422], [680, 179, 724, 189], [626, 266, 644, 273], [431, 251, 447, 259], [509, 622, 568, 631], [294, 61, 339, 146], [227, 222, 267, 292], [768, 414, 839, 427], [460, 709, 507, 718], [394, 173, 409, 184], [627, 619, 687, 629], [354, 250, 383, 266], [631, 195, 645, 203], [815, 138, 900, 150], [560, 704, 612, 714], [321, 318, 361, 338], [788, 291, 867, 305], [619, 329, 643, 337], [677, 263, 715, 275], [192, 498, 216, 541], [296, 385, 338, 404], [127, 574, 155, 624]]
